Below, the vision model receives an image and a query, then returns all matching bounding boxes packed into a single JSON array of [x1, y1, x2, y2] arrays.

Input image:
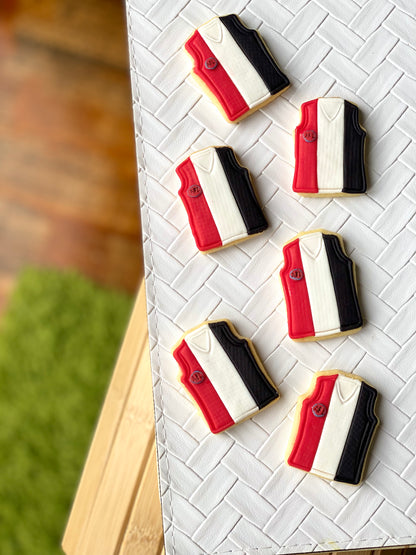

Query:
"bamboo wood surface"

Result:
[[62, 282, 162, 555], [119, 442, 165, 555], [76, 332, 154, 555]]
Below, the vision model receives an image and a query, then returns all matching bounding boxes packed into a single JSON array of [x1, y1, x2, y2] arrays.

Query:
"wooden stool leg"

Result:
[[62, 282, 163, 554], [119, 441, 164, 555]]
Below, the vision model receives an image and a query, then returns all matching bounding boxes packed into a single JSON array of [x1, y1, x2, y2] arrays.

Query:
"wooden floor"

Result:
[[0, 0, 143, 315]]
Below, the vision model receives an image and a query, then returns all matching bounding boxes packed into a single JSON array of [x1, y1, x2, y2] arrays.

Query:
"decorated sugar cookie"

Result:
[[176, 146, 268, 253], [280, 230, 362, 341], [185, 14, 290, 122], [286, 370, 379, 485], [172, 320, 279, 433], [292, 97, 367, 196]]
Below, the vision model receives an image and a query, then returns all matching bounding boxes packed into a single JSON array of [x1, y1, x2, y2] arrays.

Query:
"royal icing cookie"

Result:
[[280, 230, 362, 341], [286, 370, 379, 485], [172, 319, 279, 433], [292, 97, 367, 196], [185, 14, 290, 122], [176, 146, 268, 253]]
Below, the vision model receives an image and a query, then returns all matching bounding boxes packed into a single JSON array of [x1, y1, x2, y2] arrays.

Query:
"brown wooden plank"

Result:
[[62, 283, 150, 554], [119, 442, 164, 555], [74, 332, 154, 554]]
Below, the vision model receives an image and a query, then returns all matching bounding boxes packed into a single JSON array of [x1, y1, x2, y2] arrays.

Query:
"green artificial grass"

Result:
[[0, 268, 134, 555]]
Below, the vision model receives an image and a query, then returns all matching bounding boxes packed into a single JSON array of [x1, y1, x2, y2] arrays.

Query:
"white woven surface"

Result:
[[126, 1, 416, 553]]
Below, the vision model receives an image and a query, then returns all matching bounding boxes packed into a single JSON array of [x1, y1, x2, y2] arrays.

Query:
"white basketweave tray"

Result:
[[125, 1, 416, 553]]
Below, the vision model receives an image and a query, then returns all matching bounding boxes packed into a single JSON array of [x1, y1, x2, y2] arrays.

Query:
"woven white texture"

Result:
[[126, 1, 416, 553]]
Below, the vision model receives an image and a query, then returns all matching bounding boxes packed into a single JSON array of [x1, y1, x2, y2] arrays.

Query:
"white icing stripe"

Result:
[[185, 324, 258, 422], [317, 98, 344, 193], [198, 18, 270, 108], [299, 232, 340, 336], [311, 375, 361, 480], [191, 148, 247, 245]]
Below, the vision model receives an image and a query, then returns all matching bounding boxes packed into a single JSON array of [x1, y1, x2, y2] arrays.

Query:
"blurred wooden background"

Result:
[[0, 0, 143, 315]]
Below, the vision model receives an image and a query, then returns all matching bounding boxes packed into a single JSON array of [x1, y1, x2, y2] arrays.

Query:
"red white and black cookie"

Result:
[[185, 14, 290, 122], [280, 230, 362, 341], [176, 146, 268, 253], [286, 370, 379, 485], [293, 97, 367, 196], [172, 319, 279, 433]]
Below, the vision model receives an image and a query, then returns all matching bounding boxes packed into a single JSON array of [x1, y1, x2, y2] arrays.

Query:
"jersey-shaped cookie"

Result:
[[172, 320, 279, 433], [185, 14, 290, 122], [292, 98, 367, 196], [280, 230, 362, 341], [286, 370, 379, 485], [176, 146, 268, 253]]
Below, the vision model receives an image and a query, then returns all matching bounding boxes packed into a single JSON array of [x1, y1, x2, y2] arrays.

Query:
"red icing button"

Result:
[[187, 184, 202, 198], [190, 370, 205, 385], [289, 268, 304, 281], [303, 130, 317, 142], [205, 57, 218, 70], [312, 403, 327, 417]]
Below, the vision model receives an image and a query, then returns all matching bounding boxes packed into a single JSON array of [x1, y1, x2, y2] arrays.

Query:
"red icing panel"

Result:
[[288, 374, 338, 471], [173, 340, 234, 433], [293, 99, 318, 193], [280, 238, 315, 339], [176, 158, 222, 252], [185, 30, 249, 122]]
